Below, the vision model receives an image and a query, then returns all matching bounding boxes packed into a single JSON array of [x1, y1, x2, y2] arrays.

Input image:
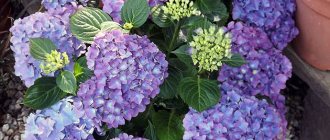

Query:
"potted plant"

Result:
[[294, 0, 330, 70]]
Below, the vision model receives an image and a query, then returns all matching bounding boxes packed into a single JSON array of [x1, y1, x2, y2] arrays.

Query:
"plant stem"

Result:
[[167, 20, 181, 55]]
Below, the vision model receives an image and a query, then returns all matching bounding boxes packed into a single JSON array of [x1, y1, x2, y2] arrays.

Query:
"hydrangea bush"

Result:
[[10, 0, 298, 139]]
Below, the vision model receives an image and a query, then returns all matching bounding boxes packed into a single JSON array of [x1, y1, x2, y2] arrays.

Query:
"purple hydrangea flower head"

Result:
[[218, 22, 292, 113], [232, 0, 299, 50], [75, 30, 168, 130], [42, 0, 88, 10], [110, 133, 147, 140], [183, 88, 285, 140], [10, 11, 84, 87], [24, 97, 95, 140], [101, 0, 167, 22]]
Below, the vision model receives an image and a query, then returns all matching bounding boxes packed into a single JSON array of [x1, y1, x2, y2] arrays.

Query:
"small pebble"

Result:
[[6, 129, 13, 135], [0, 131, 4, 139], [2, 124, 9, 132], [14, 135, 20, 140]]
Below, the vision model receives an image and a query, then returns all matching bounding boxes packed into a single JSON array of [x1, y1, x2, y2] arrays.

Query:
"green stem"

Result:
[[167, 20, 181, 55]]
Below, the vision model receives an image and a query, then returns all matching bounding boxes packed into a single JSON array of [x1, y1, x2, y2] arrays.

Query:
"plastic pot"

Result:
[[293, 0, 330, 70]]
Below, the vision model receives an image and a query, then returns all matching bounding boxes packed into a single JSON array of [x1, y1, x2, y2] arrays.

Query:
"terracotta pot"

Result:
[[293, 0, 330, 70]]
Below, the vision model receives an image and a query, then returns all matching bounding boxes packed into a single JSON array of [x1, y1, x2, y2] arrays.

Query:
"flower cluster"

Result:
[[24, 97, 94, 140], [102, 0, 168, 22], [42, 0, 88, 10], [190, 26, 231, 71], [110, 133, 146, 140], [162, 0, 199, 20], [218, 22, 292, 113], [10, 11, 83, 87], [74, 30, 168, 130], [232, 0, 299, 50], [40, 50, 70, 74], [183, 88, 285, 140], [47, 2, 82, 25]]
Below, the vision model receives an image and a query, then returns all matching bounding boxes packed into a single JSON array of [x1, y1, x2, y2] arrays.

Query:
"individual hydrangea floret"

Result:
[[10, 11, 84, 87], [24, 97, 95, 140], [42, 0, 88, 9], [183, 88, 285, 140], [75, 30, 168, 130], [190, 26, 231, 71], [232, 0, 299, 50], [102, 0, 168, 22], [162, 0, 199, 20], [40, 50, 70, 74], [218, 22, 292, 113], [110, 133, 147, 140]]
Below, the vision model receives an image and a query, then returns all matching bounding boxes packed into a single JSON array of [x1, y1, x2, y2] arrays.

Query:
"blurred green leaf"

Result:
[[24, 77, 67, 109], [152, 111, 184, 140], [29, 38, 57, 60], [178, 77, 220, 112], [121, 0, 150, 28], [159, 66, 183, 99], [222, 53, 246, 67]]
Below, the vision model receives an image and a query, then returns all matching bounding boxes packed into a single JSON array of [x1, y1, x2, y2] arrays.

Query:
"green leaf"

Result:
[[178, 77, 220, 112], [144, 120, 158, 140], [222, 53, 246, 67], [56, 70, 77, 94], [74, 56, 93, 84], [182, 16, 213, 41], [152, 111, 184, 140], [159, 67, 183, 99], [70, 7, 112, 44], [172, 44, 193, 66], [24, 77, 67, 109], [29, 38, 57, 60], [196, 0, 229, 23], [151, 6, 172, 27], [121, 0, 150, 28], [168, 58, 197, 77], [100, 21, 129, 33]]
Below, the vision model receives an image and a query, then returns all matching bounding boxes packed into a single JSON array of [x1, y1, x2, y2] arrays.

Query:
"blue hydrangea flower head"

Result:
[[24, 97, 95, 140], [10, 10, 84, 87], [183, 88, 285, 140], [218, 22, 292, 114], [232, 0, 299, 50], [110, 133, 146, 140], [75, 30, 168, 131], [42, 0, 89, 9]]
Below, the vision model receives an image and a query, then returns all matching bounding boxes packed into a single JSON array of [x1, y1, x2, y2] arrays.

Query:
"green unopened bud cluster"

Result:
[[190, 26, 232, 71], [123, 22, 134, 30], [40, 50, 70, 74], [162, 0, 199, 20]]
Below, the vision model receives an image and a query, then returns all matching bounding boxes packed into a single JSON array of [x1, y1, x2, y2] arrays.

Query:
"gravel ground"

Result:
[[0, 36, 32, 140], [284, 75, 309, 140]]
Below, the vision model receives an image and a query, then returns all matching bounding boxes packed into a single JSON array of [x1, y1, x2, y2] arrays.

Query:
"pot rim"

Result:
[[302, 0, 330, 18]]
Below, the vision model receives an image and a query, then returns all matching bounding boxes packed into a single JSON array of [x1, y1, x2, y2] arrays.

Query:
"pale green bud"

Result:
[[190, 26, 232, 72], [161, 0, 199, 20], [123, 22, 134, 30], [40, 50, 70, 74]]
